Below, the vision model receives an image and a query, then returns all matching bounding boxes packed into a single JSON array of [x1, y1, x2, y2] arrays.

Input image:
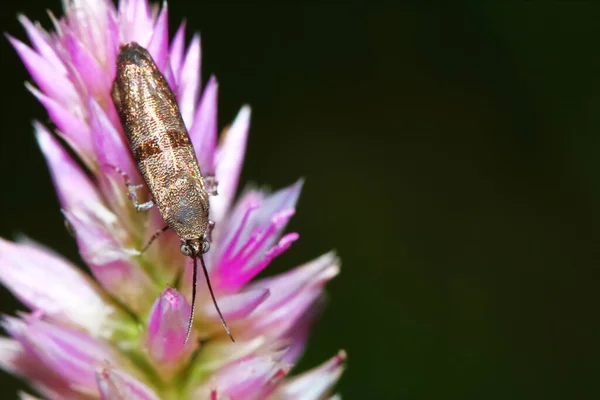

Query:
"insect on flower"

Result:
[[111, 42, 232, 343]]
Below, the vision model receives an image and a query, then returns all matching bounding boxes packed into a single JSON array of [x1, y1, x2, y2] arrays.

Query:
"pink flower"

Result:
[[1, 0, 344, 398]]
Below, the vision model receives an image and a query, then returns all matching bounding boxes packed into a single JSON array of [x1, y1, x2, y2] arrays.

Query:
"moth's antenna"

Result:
[[184, 254, 234, 343], [184, 256, 198, 344]]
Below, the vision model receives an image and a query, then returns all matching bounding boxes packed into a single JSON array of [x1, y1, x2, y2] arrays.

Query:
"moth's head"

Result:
[[180, 237, 210, 258]]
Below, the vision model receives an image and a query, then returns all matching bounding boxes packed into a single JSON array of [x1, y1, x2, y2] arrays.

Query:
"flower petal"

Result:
[[203, 288, 270, 321], [19, 392, 43, 400], [97, 366, 160, 400], [194, 353, 290, 400], [0, 337, 74, 400], [64, 32, 110, 100], [169, 21, 187, 83], [64, 206, 158, 314], [190, 75, 218, 175], [0, 238, 117, 336], [7, 35, 78, 106], [147, 3, 173, 86], [35, 122, 100, 211], [28, 86, 90, 160], [211, 106, 251, 222], [17, 15, 66, 74], [177, 34, 201, 128], [118, 0, 154, 45], [89, 98, 138, 181], [249, 252, 340, 311], [271, 351, 346, 400], [214, 180, 303, 291], [8, 317, 124, 394], [145, 287, 195, 370]]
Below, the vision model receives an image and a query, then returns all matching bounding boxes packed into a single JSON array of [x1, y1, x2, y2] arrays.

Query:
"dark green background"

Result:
[[1, 1, 599, 399]]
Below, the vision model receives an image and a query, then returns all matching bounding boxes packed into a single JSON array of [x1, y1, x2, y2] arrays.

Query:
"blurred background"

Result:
[[1, 1, 599, 399]]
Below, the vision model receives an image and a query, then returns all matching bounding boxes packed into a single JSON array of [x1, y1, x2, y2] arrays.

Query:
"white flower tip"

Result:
[[333, 350, 347, 367], [18, 392, 42, 400], [238, 104, 251, 120]]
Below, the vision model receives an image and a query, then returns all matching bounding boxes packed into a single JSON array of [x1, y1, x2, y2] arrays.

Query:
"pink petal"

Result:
[[271, 351, 346, 400], [7, 35, 78, 106], [89, 99, 138, 180], [0, 238, 116, 335], [219, 180, 303, 262], [145, 288, 195, 367], [177, 34, 201, 128], [244, 287, 322, 339], [0, 337, 74, 400], [35, 123, 100, 211], [118, 0, 154, 45], [97, 366, 160, 400], [102, 11, 119, 78], [64, 207, 158, 314], [211, 106, 251, 222], [147, 3, 170, 75], [278, 297, 324, 366], [249, 252, 340, 312], [196, 353, 290, 400], [169, 21, 187, 83], [12, 317, 121, 392], [27, 85, 90, 158], [17, 15, 66, 74], [203, 288, 270, 321], [214, 180, 303, 291], [190, 75, 218, 175], [65, 33, 111, 100]]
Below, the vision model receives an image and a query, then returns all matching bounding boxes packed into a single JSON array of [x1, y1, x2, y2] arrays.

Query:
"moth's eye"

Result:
[[202, 240, 210, 254], [180, 244, 193, 257]]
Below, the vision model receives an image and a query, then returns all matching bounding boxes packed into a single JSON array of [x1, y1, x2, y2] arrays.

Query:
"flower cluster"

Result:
[[0, 0, 344, 398]]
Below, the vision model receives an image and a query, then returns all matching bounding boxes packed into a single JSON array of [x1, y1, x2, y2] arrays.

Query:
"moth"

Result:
[[111, 42, 232, 342]]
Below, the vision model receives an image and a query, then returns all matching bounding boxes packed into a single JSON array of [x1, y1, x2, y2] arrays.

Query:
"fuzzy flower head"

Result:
[[1, 0, 345, 398]]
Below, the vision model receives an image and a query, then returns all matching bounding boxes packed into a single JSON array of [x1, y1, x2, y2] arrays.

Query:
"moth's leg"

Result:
[[141, 225, 169, 253], [106, 164, 155, 212], [204, 175, 218, 196], [207, 220, 215, 243]]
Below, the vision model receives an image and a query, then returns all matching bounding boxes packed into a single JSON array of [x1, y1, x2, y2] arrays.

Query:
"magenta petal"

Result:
[[249, 252, 340, 311], [64, 207, 158, 314], [204, 288, 270, 321], [246, 286, 322, 339], [145, 288, 195, 365], [214, 180, 303, 290], [169, 21, 187, 83], [147, 3, 169, 74], [0, 337, 73, 400], [97, 366, 159, 400], [243, 253, 340, 338], [35, 122, 100, 211], [89, 99, 138, 179], [118, 0, 153, 45], [15, 317, 120, 392], [211, 106, 251, 221], [7, 35, 77, 106], [27, 85, 90, 157], [190, 75, 218, 174], [64, 33, 109, 99], [221, 179, 303, 262], [271, 351, 346, 400], [198, 353, 289, 400], [17, 15, 66, 75], [177, 34, 201, 128], [0, 238, 114, 334]]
